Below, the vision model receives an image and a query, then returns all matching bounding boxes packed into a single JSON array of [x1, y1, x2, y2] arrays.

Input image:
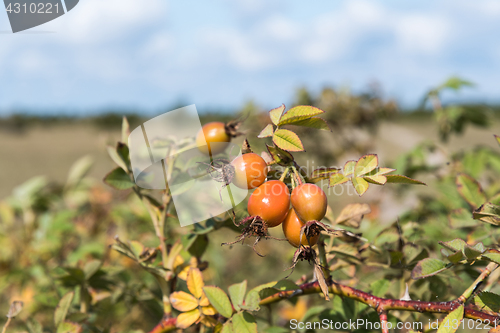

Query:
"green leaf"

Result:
[[278, 105, 324, 125], [66, 156, 93, 188], [474, 291, 500, 312], [258, 124, 274, 138], [352, 177, 369, 196], [272, 280, 299, 291], [364, 175, 387, 185], [83, 260, 101, 280], [411, 258, 449, 279], [122, 116, 130, 143], [272, 129, 304, 152], [482, 250, 500, 265], [300, 306, 325, 322], [103, 167, 135, 190], [266, 144, 294, 165], [447, 251, 464, 264], [247, 281, 278, 295], [228, 280, 247, 311], [343, 161, 356, 178], [55, 292, 75, 328], [448, 208, 477, 228], [203, 286, 233, 318], [269, 104, 285, 125], [57, 321, 82, 333], [464, 245, 484, 260], [284, 117, 331, 131], [370, 279, 390, 298], [456, 174, 486, 209], [354, 154, 378, 177], [107, 145, 129, 172], [309, 167, 341, 183], [221, 321, 234, 333], [184, 234, 209, 258], [385, 175, 426, 185], [473, 203, 500, 225], [241, 290, 260, 312], [436, 305, 464, 333], [329, 172, 349, 187], [495, 134, 500, 147], [232, 312, 258, 333], [330, 244, 360, 260], [440, 76, 474, 91], [26, 318, 43, 333], [439, 239, 467, 253]]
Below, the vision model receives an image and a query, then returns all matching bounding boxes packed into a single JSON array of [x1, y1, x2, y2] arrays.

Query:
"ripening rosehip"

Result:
[[291, 183, 327, 222], [231, 153, 268, 189], [196, 122, 231, 156], [282, 208, 320, 247], [247, 180, 290, 227]]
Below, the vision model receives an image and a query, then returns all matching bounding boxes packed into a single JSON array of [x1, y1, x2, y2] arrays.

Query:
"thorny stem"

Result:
[[457, 262, 498, 303], [378, 310, 389, 333], [149, 273, 500, 333]]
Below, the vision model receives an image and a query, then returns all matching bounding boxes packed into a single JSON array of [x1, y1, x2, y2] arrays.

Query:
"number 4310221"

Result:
[[6, 3, 60, 14]]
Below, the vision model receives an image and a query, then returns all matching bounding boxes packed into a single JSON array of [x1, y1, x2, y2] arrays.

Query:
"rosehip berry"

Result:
[[282, 208, 320, 247], [196, 122, 231, 156], [291, 183, 327, 222], [247, 180, 290, 227], [231, 153, 268, 189]]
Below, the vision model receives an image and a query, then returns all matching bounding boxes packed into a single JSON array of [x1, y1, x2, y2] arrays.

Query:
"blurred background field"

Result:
[[1, 101, 499, 199]]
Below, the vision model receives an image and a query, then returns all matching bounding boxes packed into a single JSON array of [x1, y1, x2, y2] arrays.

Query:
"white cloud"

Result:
[[394, 14, 451, 55], [0, 0, 499, 111], [50, 0, 168, 44], [201, 29, 275, 70]]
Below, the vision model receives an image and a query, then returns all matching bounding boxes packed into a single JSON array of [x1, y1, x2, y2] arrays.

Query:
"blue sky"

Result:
[[0, 0, 499, 115]]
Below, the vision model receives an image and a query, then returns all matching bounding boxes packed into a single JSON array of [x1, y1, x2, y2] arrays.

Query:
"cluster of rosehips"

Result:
[[197, 122, 328, 250]]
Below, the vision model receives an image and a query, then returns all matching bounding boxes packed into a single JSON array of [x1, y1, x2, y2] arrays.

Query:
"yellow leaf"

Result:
[[187, 268, 204, 299], [202, 305, 217, 316], [176, 309, 200, 329], [343, 160, 356, 178], [170, 291, 198, 312], [364, 175, 387, 185], [279, 298, 307, 321], [178, 257, 197, 280], [352, 177, 369, 196], [173, 255, 184, 271], [199, 293, 210, 307], [269, 104, 285, 125]]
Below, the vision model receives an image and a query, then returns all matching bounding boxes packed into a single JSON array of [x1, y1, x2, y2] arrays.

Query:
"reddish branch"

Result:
[[148, 317, 176, 333], [260, 278, 500, 324], [148, 277, 500, 333]]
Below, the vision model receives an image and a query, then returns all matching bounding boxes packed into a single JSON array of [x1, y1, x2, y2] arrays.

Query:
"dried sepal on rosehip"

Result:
[[284, 244, 331, 301], [221, 216, 285, 257]]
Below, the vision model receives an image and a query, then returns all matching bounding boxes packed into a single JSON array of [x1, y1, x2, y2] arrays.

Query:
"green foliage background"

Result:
[[1, 78, 500, 332]]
